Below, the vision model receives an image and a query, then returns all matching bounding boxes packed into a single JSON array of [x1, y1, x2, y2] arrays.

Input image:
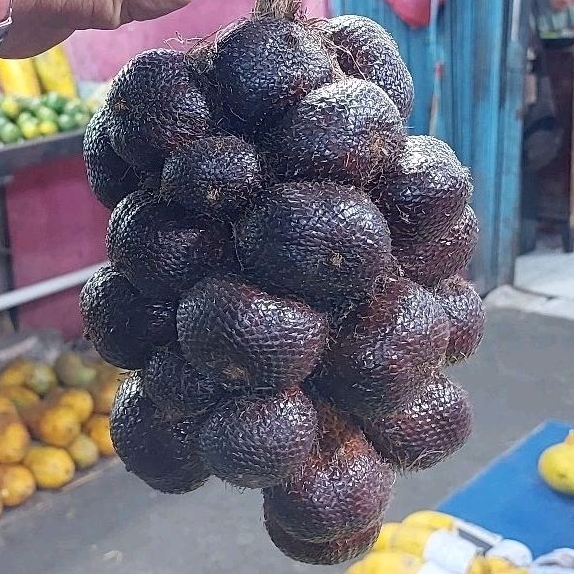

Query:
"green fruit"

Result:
[[35, 106, 59, 123], [73, 112, 90, 129], [38, 120, 59, 137], [22, 97, 42, 114], [57, 114, 77, 132], [16, 111, 34, 126], [0, 122, 21, 144], [20, 119, 40, 140], [63, 99, 88, 116], [1, 96, 21, 120], [42, 92, 67, 114]]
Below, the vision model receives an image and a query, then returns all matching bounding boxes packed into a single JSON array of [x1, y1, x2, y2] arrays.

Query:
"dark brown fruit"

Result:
[[83, 106, 139, 209], [264, 509, 380, 565], [371, 136, 473, 241], [263, 406, 395, 542], [393, 204, 479, 287], [362, 374, 473, 471], [209, 17, 333, 134], [142, 343, 238, 419], [106, 190, 235, 299], [106, 49, 212, 170], [235, 181, 393, 310], [110, 372, 210, 493], [199, 386, 317, 488], [434, 276, 485, 364], [176, 278, 328, 390], [80, 266, 176, 370], [317, 277, 450, 418], [265, 78, 405, 185], [160, 136, 263, 222], [319, 15, 414, 120]]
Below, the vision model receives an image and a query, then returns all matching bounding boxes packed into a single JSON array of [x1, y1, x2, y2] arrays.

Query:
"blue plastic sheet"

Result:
[[437, 421, 574, 557]]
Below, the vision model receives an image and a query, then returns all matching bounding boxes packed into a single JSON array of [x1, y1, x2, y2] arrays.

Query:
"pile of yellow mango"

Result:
[[0, 352, 126, 517]]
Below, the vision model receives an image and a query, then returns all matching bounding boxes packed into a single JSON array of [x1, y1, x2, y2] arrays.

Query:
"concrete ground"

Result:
[[1, 308, 573, 574]]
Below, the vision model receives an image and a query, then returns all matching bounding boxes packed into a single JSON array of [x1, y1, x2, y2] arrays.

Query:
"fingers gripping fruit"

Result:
[[81, 6, 480, 566]]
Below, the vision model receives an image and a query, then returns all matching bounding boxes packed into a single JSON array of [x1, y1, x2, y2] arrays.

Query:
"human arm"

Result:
[[0, 0, 192, 59]]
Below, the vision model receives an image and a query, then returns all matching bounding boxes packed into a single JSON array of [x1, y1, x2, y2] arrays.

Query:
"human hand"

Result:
[[1, 0, 193, 58]]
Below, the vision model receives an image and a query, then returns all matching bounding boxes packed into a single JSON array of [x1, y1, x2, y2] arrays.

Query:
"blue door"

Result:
[[330, 0, 531, 294]]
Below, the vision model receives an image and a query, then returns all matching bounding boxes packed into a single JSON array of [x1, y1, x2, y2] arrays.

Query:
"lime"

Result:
[[38, 120, 59, 137], [20, 119, 40, 140], [42, 92, 67, 114], [0, 122, 22, 144], [57, 114, 77, 132], [1, 96, 21, 120], [73, 112, 90, 129], [35, 106, 59, 123], [16, 111, 34, 127], [63, 99, 88, 116], [22, 97, 42, 114]]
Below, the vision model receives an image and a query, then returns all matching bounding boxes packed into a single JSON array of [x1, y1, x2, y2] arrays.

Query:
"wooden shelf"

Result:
[[0, 129, 85, 179]]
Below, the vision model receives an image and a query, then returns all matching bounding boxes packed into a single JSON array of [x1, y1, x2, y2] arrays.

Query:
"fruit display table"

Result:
[[0, 129, 85, 179], [437, 420, 574, 556]]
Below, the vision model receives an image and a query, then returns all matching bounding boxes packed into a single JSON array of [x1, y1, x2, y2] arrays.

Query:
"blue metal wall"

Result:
[[331, 0, 530, 294]]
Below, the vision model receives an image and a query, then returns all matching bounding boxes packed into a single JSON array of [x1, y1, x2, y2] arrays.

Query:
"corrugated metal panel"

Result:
[[331, 0, 529, 293]]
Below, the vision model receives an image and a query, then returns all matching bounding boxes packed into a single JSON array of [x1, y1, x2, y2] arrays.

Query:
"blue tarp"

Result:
[[437, 420, 574, 557]]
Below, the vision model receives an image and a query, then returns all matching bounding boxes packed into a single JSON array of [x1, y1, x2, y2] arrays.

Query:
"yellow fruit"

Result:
[[90, 371, 123, 414], [33, 45, 78, 98], [0, 464, 36, 506], [23, 404, 81, 448], [46, 388, 94, 423], [54, 352, 97, 388], [402, 510, 456, 531], [38, 120, 58, 136], [19, 119, 40, 140], [0, 59, 42, 97], [0, 396, 17, 415], [24, 363, 58, 396], [0, 413, 30, 463], [0, 386, 40, 412], [538, 431, 574, 496], [0, 358, 35, 387], [84, 415, 115, 457], [347, 552, 423, 574], [23, 445, 75, 489], [0, 95, 21, 119], [67, 434, 100, 470]]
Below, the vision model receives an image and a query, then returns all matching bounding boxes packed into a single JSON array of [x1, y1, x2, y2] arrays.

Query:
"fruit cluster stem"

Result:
[[253, 0, 302, 20]]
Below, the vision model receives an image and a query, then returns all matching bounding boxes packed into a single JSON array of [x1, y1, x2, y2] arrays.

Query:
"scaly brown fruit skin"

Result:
[[317, 277, 450, 419], [263, 406, 395, 543], [110, 372, 210, 494], [372, 135, 473, 242], [434, 276, 485, 364], [177, 278, 329, 391], [142, 343, 239, 420], [106, 49, 213, 170], [266, 78, 405, 186], [362, 374, 473, 471], [160, 136, 263, 222], [80, 266, 176, 370], [209, 17, 333, 135], [393, 204, 480, 287], [319, 15, 414, 120], [199, 386, 317, 488], [235, 181, 393, 311], [264, 509, 380, 565], [106, 190, 236, 300], [83, 106, 139, 209]]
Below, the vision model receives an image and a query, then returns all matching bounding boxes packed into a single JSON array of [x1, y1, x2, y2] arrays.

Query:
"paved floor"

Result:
[[1, 309, 573, 574]]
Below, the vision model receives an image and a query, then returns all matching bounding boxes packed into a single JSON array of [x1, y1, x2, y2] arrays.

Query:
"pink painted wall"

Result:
[[6, 0, 330, 340]]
